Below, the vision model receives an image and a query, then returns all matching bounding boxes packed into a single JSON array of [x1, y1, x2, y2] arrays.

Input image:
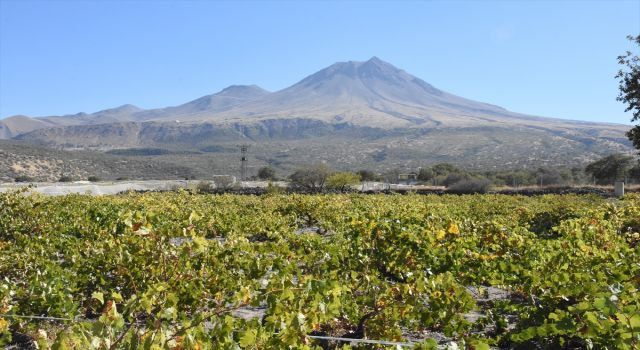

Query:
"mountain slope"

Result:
[[0, 115, 57, 139], [0, 140, 196, 182], [129, 84, 271, 122]]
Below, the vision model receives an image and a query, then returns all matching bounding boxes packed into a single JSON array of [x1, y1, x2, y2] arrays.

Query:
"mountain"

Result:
[[1, 57, 633, 170], [0, 115, 57, 139], [0, 85, 270, 134], [201, 56, 515, 127], [129, 84, 271, 122]]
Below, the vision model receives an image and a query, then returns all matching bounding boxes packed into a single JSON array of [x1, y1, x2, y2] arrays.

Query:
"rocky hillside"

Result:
[[0, 140, 198, 182]]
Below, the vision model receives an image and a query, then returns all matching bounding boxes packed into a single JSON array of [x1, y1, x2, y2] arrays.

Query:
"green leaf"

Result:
[[470, 340, 490, 350], [630, 314, 640, 329], [239, 329, 257, 348], [111, 292, 123, 303], [189, 210, 201, 223], [92, 292, 104, 305]]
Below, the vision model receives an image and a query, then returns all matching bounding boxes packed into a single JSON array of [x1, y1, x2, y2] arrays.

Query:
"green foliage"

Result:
[[265, 181, 285, 194], [257, 166, 276, 180], [431, 163, 460, 176], [196, 180, 214, 193], [585, 153, 635, 184], [13, 175, 33, 183], [417, 167, 435, 181], [447, 179, 492, 194], [326, 172, 361, 191], [356, 169, 379, 182], [214, 175, 235, 189], [58, 175, 74, 182], [618, 34, 640, 150], [289, 163, 333, 190], [1, 192, 639, 349], [618, 34, 640, 121]]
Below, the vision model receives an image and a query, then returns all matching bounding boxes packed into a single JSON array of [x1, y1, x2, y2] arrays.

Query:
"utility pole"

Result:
[[239, 145, 249, 181]]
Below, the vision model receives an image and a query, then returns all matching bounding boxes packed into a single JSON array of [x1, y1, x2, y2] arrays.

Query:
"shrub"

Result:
[[265, 181, 285, 194], [357, 169, 379, 182], [14, 175, 33, 183], [326, 172, 361, 191], [447, 179, 492, 194], [106, 148, 171, 156], [214, 176, 235, 190], [442, 173, 472, 187], [258, 166, 276, 180], [417, 167, 435, 181], [196, 180, 214, 193], [88, 176, 101, 182], [58, 175, 73, 182]]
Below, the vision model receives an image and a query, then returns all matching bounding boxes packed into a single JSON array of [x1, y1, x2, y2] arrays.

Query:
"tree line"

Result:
[[250, 153, 640, 191]]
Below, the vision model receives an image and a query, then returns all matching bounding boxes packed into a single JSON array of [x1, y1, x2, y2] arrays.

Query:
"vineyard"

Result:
[[1, 190, 639, 349]]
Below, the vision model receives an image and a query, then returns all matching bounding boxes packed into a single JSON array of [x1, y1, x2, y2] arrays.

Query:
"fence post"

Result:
[[615, 181, 625, 198]]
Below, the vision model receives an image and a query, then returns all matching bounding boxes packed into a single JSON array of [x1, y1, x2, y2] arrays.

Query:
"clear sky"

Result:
[[0, 0, 639, 124]]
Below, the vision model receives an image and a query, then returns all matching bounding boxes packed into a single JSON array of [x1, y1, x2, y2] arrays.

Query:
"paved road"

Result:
[[0, 180, 440, 196], [0, 180, 292, 196]]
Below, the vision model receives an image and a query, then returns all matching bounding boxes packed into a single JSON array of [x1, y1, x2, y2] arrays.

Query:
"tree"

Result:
[[585, 153, 635, 184], [535, 167, 571, 186], [289, 163, 332, 190], [381, 169, 401, 184], [58, 175, 73, 182], [431, 163, 459, 177], [617, 35, 640, 150], [257, 166, 276, 180], [14, 175, 33, 183], [442, 172, 472, 187], [630, 164, 640, 181], [327, 172, 361, 191], [417, 167, 434, 181], [356, 169, 378, 182]]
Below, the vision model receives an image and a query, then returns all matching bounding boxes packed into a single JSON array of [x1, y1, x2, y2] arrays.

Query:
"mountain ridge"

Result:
[[0, 57, 629, 130], [1, 57, 634, 169]]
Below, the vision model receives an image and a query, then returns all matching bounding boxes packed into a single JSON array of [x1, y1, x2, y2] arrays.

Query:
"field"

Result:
[[1, 191, 639, 349]]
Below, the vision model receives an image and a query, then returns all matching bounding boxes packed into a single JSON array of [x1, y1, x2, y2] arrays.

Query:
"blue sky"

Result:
[[0, 0, 638, 124]]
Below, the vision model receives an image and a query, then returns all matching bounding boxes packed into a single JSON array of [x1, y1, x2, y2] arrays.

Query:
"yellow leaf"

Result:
[[447, 223, 460, 235], [436, 230, 446, 241]]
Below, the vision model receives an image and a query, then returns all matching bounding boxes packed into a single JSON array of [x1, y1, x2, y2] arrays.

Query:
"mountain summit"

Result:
[[184, 57, 540, 128]]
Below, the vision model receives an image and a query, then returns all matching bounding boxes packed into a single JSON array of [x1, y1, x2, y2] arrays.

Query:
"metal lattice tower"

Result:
[[239, 145, 249, 181]]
